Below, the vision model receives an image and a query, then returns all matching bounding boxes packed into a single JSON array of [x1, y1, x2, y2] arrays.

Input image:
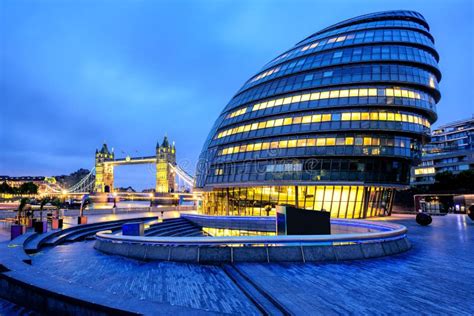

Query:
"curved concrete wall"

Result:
[[94, 237, 411, 264]]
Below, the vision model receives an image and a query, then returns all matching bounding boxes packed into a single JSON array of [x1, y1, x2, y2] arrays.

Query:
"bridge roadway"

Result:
[[0, 214, 471, 314], [104, 156, 156, 166]]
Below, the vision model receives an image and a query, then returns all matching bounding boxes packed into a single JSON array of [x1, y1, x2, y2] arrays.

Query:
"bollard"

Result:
[[416, 212, 432, 226]]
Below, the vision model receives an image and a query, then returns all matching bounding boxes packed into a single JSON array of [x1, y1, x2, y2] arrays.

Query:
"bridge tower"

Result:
[[156, 136, 176, 193], [94, 143, 115, 193]]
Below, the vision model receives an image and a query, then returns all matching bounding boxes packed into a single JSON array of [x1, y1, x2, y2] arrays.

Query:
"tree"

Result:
[[432, 170, 474, 193], [456, 170, 474, 192], [18, 182, 38, 194], [0, 181, 13, 194], [17, 197, 30, 223], [39, 197, 50, 222]]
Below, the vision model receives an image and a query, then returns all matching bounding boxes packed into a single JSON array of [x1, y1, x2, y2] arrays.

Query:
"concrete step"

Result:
[[145, 221, 194, 235]]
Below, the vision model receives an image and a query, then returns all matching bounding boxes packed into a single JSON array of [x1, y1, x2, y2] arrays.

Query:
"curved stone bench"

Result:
[[95, 219, 411, 264]]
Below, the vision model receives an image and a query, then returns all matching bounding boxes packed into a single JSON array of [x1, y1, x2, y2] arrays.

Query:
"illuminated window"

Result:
[[312, 114, 321, 123], [279, 140, 288, 148], [292, 95, 302, 103], [297, 139, 307, 147], [363, 137, 372, 146], [370, 112, 378, 120], [307, 139, 316, 146], [302, 116, 312, 124], [271, 118, 281, 127], [359, 89, 368, 97], [326, 138, 336, 146], [288, 140, 297, 147], [352, 113, 360, 120], [341, 113, 351, 121], [345, 137, 354, 145], [361, 112, 370, 120], [320, 91, 330, 99], [310, 92, 320, 100], [340, 90, 349, 97], [301, 94, 310, 102], [329, 90, 339, 98], [283, 118, 293, 125], [321, 114, 331, 122], [316, 138, 326, 146], [293, 117, 302, 124]]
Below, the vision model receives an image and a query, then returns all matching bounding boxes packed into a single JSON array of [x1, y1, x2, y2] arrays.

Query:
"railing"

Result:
[[96, 219, 407, 246]]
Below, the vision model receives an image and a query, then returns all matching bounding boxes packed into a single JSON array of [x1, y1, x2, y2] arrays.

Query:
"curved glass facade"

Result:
[[196, 11, 441, 218]]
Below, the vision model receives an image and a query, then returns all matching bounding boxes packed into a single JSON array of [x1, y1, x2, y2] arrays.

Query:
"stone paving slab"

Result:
[[32, 241, 260, 315], [4, 214, 473, 315], [236, 215, 474, 315]]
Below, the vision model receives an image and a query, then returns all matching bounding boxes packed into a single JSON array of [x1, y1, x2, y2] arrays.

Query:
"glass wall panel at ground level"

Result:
[[199, 185, 394, 219]]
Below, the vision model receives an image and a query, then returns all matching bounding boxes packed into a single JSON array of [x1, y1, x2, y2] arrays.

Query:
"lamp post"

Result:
[[149, 193, 154, 211], [112, 192, 117, 212]]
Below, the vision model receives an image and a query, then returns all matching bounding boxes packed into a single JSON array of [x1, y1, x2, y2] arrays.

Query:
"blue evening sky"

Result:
[[1, 0, 473, 190]]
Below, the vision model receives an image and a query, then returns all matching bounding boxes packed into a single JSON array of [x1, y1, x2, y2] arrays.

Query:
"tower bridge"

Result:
[[34, 136, 194, 197], [94, 136, 193, 194]]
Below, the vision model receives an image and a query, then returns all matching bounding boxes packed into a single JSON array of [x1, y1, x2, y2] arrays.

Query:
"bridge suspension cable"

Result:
[[169, 163, 194, 187], [65, 167, 96, 193]]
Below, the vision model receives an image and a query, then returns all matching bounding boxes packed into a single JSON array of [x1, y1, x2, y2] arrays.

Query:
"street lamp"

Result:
[[149, 193, 154, 209], [112, 192, 117, 209]]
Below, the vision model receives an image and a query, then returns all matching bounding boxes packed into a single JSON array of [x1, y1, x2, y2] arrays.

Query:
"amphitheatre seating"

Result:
[[22, 216, 159, 253], [144, 217, 206, 237], [0, 216, 208, 315]]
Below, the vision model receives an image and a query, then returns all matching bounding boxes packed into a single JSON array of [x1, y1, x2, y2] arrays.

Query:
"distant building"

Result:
[[412, 117, 474, 186], [115, 186, 136, 193], [0, 176, 45, 188]]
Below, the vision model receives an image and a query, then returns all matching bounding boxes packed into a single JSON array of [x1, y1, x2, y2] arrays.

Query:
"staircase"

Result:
[[145, 217, 206, 237]]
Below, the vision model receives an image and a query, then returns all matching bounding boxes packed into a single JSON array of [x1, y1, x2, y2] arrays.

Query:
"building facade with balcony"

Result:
[[196, 10, 441, 218], [413, 117, 474, 186]]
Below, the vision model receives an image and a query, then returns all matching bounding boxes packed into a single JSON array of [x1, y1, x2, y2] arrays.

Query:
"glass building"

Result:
[[412, 117, 473, 186], [196, 11, 441, 218]]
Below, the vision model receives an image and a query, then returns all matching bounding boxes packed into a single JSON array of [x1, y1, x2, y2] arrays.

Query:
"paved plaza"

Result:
[[13, 214, 470, 315]]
